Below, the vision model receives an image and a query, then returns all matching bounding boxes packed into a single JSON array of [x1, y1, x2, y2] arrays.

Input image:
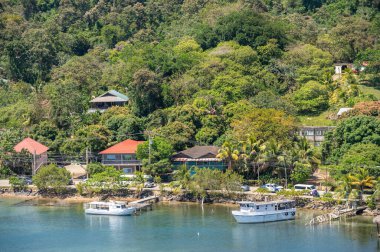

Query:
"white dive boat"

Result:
[[84, 201, 136, 216], [232, 200, 296, 224]]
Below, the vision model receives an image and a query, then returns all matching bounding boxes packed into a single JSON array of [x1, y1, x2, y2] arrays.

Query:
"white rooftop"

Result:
[[337, 107, 353, 116]]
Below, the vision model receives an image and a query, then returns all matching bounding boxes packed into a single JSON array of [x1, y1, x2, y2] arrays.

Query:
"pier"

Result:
[[129, 196, 159, 212], [306, 206, 367, 225]]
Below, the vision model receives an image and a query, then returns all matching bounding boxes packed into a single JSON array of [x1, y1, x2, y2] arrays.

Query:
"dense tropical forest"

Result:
[[0, 0, 379, 189]]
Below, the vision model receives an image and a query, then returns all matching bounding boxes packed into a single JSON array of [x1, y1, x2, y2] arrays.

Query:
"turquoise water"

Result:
[[0, 198, 378, 252]]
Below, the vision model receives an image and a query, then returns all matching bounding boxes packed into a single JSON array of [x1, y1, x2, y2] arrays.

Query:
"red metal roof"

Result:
[[99, 139, 144, 154], [14, 137, 49, 155]]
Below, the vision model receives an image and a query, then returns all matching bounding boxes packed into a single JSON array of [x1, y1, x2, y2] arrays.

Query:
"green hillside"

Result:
[[0, 0, 379, 179]]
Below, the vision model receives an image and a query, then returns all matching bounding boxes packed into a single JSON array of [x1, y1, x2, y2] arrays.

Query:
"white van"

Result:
[[294, 184, 316, 191]]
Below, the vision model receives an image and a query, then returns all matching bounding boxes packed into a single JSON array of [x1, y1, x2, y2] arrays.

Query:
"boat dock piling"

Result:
[[129, 196, 159, 212]]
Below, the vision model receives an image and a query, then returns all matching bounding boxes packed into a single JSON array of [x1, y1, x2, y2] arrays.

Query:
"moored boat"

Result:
[[84, 201, 136, 216], [232, 200, 296, 224]]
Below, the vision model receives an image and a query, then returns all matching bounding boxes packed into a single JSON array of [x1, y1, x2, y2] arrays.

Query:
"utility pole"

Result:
[[85, 147, 89, 179], [85, 147, 89, 166], [33, 150, 36, 176], [148, 132, 152, 165]]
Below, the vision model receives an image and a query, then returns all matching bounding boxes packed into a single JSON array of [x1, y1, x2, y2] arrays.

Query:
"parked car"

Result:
[[144, 182, 155, 188], [293, 184, 316, 191], [241, 185, 250, 191], [261, 183, 283, 192], [17, 176, 33, 185]]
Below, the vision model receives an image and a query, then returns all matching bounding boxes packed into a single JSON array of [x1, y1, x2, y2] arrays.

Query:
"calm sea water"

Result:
[[0, 198, 378, 252]]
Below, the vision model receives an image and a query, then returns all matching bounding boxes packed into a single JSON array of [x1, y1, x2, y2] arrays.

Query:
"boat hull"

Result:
[[232, 209, 296, 224], [85, 207, 136, 216]]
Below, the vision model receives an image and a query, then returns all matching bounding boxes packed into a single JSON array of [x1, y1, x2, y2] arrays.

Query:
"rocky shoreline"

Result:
[[1, 190, 378, 215]]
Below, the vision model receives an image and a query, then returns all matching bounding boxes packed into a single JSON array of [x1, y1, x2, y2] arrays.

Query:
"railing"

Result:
[[102, 160, 142, 165]]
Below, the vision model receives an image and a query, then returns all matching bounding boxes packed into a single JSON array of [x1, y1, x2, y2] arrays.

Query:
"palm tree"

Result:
[[295, 137, 320, 166], [173, 165, 192, 190], [348, 168, 376, 198], [336, 175, 353, 205], [243, 136, 265, 178], [217, 141, 239, 170]]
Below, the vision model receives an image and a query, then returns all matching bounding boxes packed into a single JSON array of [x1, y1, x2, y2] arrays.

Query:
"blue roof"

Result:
[[107, 90, 129, 101], [90, 90, 129, 103]]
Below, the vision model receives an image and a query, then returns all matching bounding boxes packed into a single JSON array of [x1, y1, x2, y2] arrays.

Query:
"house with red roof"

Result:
[[13, 137, 49, 174], [99, 139, 144, 174]]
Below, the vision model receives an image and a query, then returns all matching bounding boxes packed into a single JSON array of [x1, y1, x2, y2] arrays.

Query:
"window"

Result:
[[106, 155, 116, 160], [123, 154, 133, 161], [306, 130, 314, 136], [315, 130, 322, 136], [256, 206, 260, 210]]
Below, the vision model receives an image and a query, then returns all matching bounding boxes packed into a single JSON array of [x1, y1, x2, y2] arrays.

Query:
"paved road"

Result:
[[0, 180, 10, 187]]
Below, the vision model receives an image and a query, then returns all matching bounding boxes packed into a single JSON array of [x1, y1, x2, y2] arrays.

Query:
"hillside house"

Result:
[[172, 146, 227, 170], [99, 139, 144, 174], [13, 137, 49, 174], [88, 90, 129, 113], [334, 63, 354, 75], [298, 126, 335, 146]]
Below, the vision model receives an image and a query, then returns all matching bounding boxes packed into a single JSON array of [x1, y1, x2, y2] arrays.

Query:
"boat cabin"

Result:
[[85, 201, 127, 211], [239, 200, 296, 212]]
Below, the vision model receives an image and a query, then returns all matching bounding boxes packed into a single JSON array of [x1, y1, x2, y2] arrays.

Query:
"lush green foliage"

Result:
[[32, 164, 71, 193], [0, 0, 379, 187], [136, 137, 174, 176], [8, 176, 27, 191], [322, 116, 380, 163]]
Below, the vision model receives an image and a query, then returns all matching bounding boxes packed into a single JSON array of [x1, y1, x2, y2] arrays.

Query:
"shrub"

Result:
[[9, 176, 27, 192], [33, 164, 71, 194], [0, 166, 12, 179], [276, 189, 304, 197], [255, 188, 270, 193], [321, 192, 335, 202]]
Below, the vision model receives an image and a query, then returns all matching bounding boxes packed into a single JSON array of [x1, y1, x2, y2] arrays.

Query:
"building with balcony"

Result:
[[88, 90, 129, 113], [298, 126, 335, 146], [99, 139, 144, 174], [172, 146, 227, 170]]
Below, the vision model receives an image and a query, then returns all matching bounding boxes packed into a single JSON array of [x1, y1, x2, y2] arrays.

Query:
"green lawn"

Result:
[[358, 85, 380, 100], [298, 111, 336, 126], [297, 85, 380, 126]]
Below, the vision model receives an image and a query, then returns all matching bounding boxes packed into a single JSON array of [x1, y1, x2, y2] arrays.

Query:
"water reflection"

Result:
[[85, 214, 130, 231], [0, 199, 378, 252]]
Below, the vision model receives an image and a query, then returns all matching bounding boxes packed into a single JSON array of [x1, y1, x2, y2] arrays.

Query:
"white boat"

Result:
[[84, 201, 136, 216], [232, 200, 296, 223]]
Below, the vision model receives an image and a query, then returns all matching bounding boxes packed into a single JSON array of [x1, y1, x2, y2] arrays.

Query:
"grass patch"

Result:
[[358, 85, 380, 100], [298, 110, 336, 126]]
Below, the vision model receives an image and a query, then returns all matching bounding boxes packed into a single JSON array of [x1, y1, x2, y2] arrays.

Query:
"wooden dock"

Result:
[[129, 196, 159, 212], [307, 206, 367, 225]]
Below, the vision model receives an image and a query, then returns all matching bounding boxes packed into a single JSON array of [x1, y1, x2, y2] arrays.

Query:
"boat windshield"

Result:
[[240, 203, 255, 208], [277, 201, 295, 210]]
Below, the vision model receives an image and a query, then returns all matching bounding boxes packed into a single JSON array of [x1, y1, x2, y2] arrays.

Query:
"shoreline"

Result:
[[2, 193, 378, 216], [0, 192, 330, 211]]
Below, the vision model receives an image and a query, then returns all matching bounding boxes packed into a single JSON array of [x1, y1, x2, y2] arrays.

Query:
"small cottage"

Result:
[[172, 146, 227, 170], [334, 63, 354, 74], [88, 90, 129, 113], [99, 139, 144, 174]]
